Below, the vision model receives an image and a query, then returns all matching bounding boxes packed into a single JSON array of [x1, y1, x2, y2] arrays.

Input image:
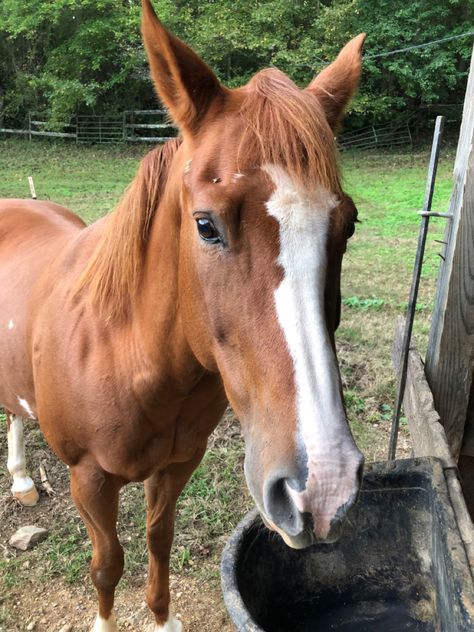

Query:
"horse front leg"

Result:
[[145, 448, 206, 632], [70, 458, 124, 632]]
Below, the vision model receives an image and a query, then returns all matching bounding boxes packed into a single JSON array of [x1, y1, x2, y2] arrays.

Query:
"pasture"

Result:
[[0, 137, 454, 631]]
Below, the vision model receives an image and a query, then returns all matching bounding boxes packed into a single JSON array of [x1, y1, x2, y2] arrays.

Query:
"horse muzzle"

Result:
[[259, 455, 364, 549]]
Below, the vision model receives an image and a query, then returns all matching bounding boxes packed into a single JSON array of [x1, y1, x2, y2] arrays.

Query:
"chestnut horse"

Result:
[[0, 1, 365, 630]]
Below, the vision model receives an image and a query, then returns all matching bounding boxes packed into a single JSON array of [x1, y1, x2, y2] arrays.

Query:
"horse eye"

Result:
[[196, 218, 220, 243]]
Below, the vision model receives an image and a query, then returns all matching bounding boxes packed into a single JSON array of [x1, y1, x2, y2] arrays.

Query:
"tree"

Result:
[[0, 0, 472, 130]]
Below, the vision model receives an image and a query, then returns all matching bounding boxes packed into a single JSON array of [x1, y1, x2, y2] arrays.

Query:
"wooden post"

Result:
[[393, 317, 474, 562], [425, 44, 474, 459]]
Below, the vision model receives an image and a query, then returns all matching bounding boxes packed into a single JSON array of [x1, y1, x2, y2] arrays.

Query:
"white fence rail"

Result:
[[0, 110, 177, 144], [123, 110, 176, 143]]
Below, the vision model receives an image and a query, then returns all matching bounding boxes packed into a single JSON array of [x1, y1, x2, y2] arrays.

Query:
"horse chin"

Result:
[[260, 511, 345, 549], [259, 512, 315, 550]]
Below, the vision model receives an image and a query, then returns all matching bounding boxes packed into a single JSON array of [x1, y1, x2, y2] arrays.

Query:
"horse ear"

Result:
[[306, 34, 366, 132], [141, 0, 225, 134]]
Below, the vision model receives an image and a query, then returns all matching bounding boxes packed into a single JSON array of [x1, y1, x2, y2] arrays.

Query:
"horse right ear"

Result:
[[141, 0, 226, 134]]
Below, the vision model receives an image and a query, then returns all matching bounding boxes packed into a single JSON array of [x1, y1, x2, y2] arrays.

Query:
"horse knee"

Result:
[[91, 545, 124, 592]]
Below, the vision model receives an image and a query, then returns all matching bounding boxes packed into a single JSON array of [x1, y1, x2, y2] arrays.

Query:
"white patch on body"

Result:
[[17, 396, 36, 420], [152, 616, 183, 632], [232, 172, 245, 182], [92, 612, 118, 632], [7, 415, 36, 494], [7, 319, 14, 330], [264, 164, 361, 539]]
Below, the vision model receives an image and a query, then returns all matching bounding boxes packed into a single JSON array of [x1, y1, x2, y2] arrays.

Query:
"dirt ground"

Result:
[[0, 418, 239, 632], [4, 572, 233, 632]]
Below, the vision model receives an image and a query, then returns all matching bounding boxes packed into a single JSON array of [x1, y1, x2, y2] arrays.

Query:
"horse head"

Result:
[[142, 0, 365, 548]]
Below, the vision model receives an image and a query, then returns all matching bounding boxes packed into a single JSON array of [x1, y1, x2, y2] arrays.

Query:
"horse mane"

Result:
[[74, 138, 181, 320], [238, 68, 341, 192]]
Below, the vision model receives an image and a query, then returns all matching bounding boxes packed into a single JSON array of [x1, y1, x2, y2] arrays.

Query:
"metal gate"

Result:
[[76, 115, 123, 143]]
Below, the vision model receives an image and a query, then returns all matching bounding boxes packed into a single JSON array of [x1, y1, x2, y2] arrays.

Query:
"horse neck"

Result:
[[132, 169, 201, 385]]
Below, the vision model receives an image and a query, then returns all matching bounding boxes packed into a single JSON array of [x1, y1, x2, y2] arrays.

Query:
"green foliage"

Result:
[[0, 0, 471, 129], [0, 0, 147, 125], [313, 0, 473, 125]]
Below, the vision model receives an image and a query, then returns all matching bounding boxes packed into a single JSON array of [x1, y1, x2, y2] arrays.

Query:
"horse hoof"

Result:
[[151, 616, 183, 632], [13, 486, 39, 507], [92, 612, 118, 632]]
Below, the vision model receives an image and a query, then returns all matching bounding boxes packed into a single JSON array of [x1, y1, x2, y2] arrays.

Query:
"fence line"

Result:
[[338, 121, 412, 150], [1, 111, 413, 150], [0, 110, 177, 144]]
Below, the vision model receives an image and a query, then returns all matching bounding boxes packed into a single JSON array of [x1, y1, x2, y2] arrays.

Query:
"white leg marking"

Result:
[[92, 612, 118, 632], [7, 319, 14, 330], [152, 615, 183, 632], [264, 165, 361, 537], [7, 414, 39, 505], [17, 396, 36, 420]]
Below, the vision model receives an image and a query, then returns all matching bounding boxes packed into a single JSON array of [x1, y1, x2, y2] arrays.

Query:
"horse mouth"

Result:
[[259, 508, 350, 548], [259, 511, 317, 549]]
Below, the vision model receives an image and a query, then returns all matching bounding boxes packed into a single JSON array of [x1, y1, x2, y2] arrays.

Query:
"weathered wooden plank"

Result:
[[425, 45, 474, 458], [124, 136, 175, 143], [125, 109, 167, 115], [393, 317, 455, 467], [124, 123, 174, 129], [0, 128, 30, 135], [394, 317, 474, 564], [30, 130, 76, 138]]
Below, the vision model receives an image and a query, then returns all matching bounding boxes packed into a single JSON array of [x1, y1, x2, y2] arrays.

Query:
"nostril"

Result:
[[264, 477, 304, 537], [356, 459, 364, 486]]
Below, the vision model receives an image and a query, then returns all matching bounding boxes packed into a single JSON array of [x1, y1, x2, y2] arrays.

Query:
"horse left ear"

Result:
[[141, 0, 226, 134], [306, 34, 366, 132]]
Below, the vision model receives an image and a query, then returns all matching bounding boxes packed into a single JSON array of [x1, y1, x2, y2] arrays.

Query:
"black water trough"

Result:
[[221, 458, 474, 631]]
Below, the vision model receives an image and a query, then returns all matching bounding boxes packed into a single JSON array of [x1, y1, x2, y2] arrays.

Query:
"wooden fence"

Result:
[[392, 44, 474, 514], [0, 110, 177, 144]]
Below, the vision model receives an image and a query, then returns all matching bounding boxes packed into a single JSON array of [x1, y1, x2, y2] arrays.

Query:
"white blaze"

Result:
[[264, 165, 360, 537]]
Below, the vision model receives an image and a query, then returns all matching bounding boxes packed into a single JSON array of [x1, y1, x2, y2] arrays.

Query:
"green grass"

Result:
[[0, 138, 147, 222], [339, 146, 454, 457]]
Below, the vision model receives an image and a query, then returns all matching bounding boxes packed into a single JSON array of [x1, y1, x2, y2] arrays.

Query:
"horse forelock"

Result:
[[73, 138, 181, 320], [237, 69, 342, 193]]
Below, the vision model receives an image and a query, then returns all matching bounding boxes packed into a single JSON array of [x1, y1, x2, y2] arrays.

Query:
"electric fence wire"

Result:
[[364, 31, 474, 61]]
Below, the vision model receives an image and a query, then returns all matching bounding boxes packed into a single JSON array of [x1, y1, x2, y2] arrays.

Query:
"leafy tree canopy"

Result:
[[0, 0, 472, 130]]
